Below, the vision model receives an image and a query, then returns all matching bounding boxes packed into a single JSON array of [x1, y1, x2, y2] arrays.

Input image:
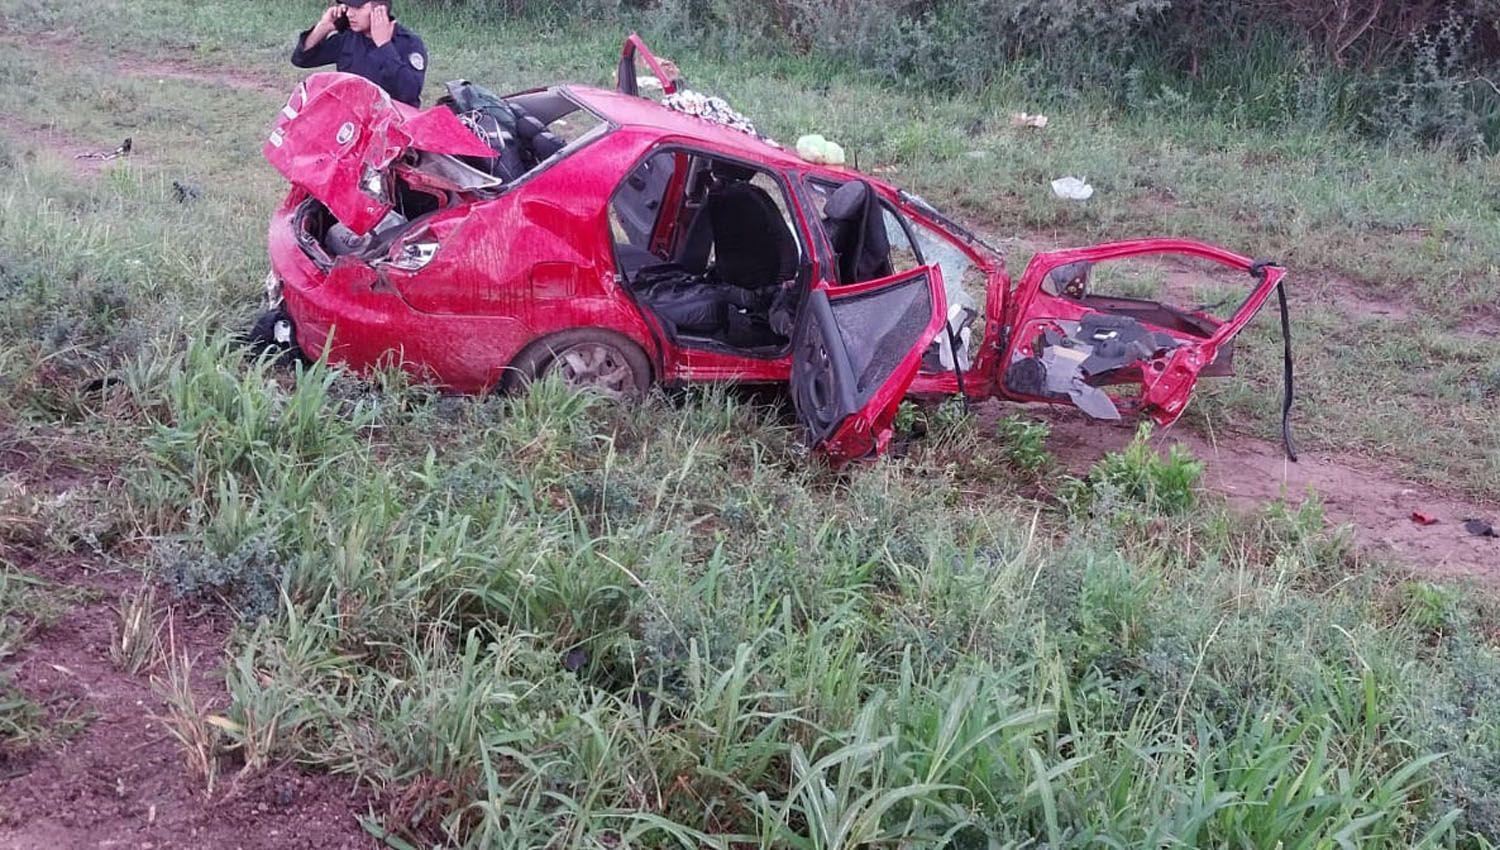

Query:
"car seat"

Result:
[[822, 180, 893, 284], [515, 114, 566, 164], [705, 180, 797, 290]]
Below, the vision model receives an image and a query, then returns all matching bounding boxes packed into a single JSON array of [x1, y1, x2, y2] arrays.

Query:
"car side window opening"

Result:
[[807, 178, 979, 371], [1040, 257, 1236, 339], [609, 150, 807, 355]]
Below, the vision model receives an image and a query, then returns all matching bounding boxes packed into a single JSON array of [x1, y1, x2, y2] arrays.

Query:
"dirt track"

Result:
[[1023, 403, 1499, 584]]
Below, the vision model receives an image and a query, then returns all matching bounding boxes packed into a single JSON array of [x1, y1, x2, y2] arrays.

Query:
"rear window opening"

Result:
[[608, 149, 808, 359], [437, 84, 609, 185]]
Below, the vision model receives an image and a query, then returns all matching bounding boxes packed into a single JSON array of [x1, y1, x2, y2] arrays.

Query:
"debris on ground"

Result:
[[75, 137, 131, 161], [1411, 511, 1439, 526], [1463, 518, 1497, 538], [796, 133, 846, 165], [172, 180, 201, 203], [1011, 112, 1048, 129], [1051, 175, 1093, 200]]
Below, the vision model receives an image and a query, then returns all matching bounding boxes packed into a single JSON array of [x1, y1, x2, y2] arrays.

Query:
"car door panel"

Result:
[[791, 267, 947, 464]]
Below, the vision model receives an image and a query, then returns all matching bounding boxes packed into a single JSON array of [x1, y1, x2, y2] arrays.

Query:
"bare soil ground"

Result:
[[1017, 403, 1500, 583], [0, 425, 377, 850], [0, 561, 379, 850], [0, 117, 133, 178], [114, 57, 290, 96]]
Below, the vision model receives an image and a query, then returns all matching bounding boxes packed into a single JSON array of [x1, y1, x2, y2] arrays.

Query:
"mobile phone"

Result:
[[333, 6, 349, 31]]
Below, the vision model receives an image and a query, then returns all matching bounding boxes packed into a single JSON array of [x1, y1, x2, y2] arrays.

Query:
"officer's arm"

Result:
[[292, 27, 342, 68], [369, 39, 426, 106]]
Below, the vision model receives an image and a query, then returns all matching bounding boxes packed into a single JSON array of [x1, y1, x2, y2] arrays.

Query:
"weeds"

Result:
[[994, 414, 1052, 474], [1063, 422, 1204, 516], [151, 624, 224, 793], [109, 580, 161, 675], [0, 0, 1495, 845]]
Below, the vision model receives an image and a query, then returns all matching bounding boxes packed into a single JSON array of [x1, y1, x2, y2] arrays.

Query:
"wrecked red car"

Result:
[[261, 36, 1294, 465]]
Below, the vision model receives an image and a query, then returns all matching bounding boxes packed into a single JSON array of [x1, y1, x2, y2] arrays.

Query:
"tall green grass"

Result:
[[66, 332, 1490, 847]]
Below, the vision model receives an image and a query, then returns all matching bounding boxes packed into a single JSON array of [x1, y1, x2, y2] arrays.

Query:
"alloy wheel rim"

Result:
[[551, 343, 634, 398]]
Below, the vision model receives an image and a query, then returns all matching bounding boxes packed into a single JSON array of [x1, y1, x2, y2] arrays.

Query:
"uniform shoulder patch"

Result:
[[409, 52, 425, 71]]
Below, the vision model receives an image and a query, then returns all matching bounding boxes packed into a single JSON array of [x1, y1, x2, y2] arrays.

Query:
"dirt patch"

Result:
[[0, 31, 288, 97], [117, 58, 288, 97], [1012, 403, 1500, 584], [0, 117, 133, 178], [0, 415, 377, 849], [0, 555, 379, 850]]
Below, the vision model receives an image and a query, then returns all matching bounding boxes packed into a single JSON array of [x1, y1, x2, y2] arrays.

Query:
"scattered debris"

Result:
[[1463, 518, 1497, 538], [1411, 511, 1438, 526], [74, 137, 132, 161], [1011, 112, 1049, 129], [172, 180, 201, 203], [663, 89, 771, 143], [796, 133, 846, 166], [1051, 176, 1094, 201]]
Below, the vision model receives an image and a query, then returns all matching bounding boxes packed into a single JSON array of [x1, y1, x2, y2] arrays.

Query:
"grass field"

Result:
[[0, 0, 1498, 846]]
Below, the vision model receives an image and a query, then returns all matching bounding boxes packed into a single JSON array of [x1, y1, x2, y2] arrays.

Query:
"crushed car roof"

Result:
[[563, 84, 851, 174]]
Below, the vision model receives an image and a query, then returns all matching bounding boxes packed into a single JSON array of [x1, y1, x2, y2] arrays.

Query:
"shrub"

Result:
[[994, 414, 1052, 474], [1063, 422, 1204, 516]]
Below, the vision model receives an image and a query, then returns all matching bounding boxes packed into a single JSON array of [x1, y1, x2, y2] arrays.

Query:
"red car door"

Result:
[[998, 238, 1288, 431], [790, 267, 948, 465]]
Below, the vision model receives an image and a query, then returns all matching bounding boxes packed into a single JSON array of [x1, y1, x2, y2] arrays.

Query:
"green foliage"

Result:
[[0, 0, 1495, 844], [994, 414, 1051, 474], [1063, 422, 1204, 516], [485, 0, 1500, 150]]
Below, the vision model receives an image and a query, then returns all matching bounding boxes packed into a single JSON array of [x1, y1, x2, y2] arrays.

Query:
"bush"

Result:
[[450, 0, 1500, 151], [1063, 422, 1204, 516]]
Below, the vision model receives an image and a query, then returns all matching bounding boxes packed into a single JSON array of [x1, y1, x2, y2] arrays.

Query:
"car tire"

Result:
[[243, 308, 303, 364], [505, 328, 652, 401]]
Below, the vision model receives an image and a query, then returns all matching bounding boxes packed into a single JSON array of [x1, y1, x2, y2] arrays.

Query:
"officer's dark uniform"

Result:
[[291, 5, 427, 107]]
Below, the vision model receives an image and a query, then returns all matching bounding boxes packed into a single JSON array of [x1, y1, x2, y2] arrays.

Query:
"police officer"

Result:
[[292, 1, 427, 107]]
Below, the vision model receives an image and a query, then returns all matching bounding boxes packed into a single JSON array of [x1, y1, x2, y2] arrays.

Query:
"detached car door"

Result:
[[791, 268, 948, 465], [998, 239, 1287, 429]]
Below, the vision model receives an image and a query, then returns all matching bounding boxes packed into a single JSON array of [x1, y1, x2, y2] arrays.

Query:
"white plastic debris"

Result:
[[1010, 112, 1049, 129], [795, 134, 846, 165], [639, 75, 664, 92], [1051, 176, 1094, 201]]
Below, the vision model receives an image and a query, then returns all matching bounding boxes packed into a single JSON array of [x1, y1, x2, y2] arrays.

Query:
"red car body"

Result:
[[263, 37, 1292, 465]]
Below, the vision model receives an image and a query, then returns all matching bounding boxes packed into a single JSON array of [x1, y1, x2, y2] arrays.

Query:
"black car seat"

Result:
[[822, 181, 893, 284], [706, 180, 797, 290], [515, 114, 567, 165]]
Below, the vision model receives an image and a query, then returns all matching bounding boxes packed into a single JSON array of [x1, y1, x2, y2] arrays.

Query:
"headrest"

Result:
[[711, 160, 757, 182], [824, 181, 870, 221], [515, 115, 546, 141]]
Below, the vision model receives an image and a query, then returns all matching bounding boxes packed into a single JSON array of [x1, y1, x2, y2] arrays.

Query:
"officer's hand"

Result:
[[370, 5, 395, 46], [314, 5, 341, 33]]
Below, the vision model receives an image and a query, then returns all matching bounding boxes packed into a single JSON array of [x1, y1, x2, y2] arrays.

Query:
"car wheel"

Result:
[[507, 329, 652, 401], [243, 308, 302, 364]]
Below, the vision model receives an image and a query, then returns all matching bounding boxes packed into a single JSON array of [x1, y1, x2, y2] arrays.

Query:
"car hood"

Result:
[[264, 72, 496, 235]]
